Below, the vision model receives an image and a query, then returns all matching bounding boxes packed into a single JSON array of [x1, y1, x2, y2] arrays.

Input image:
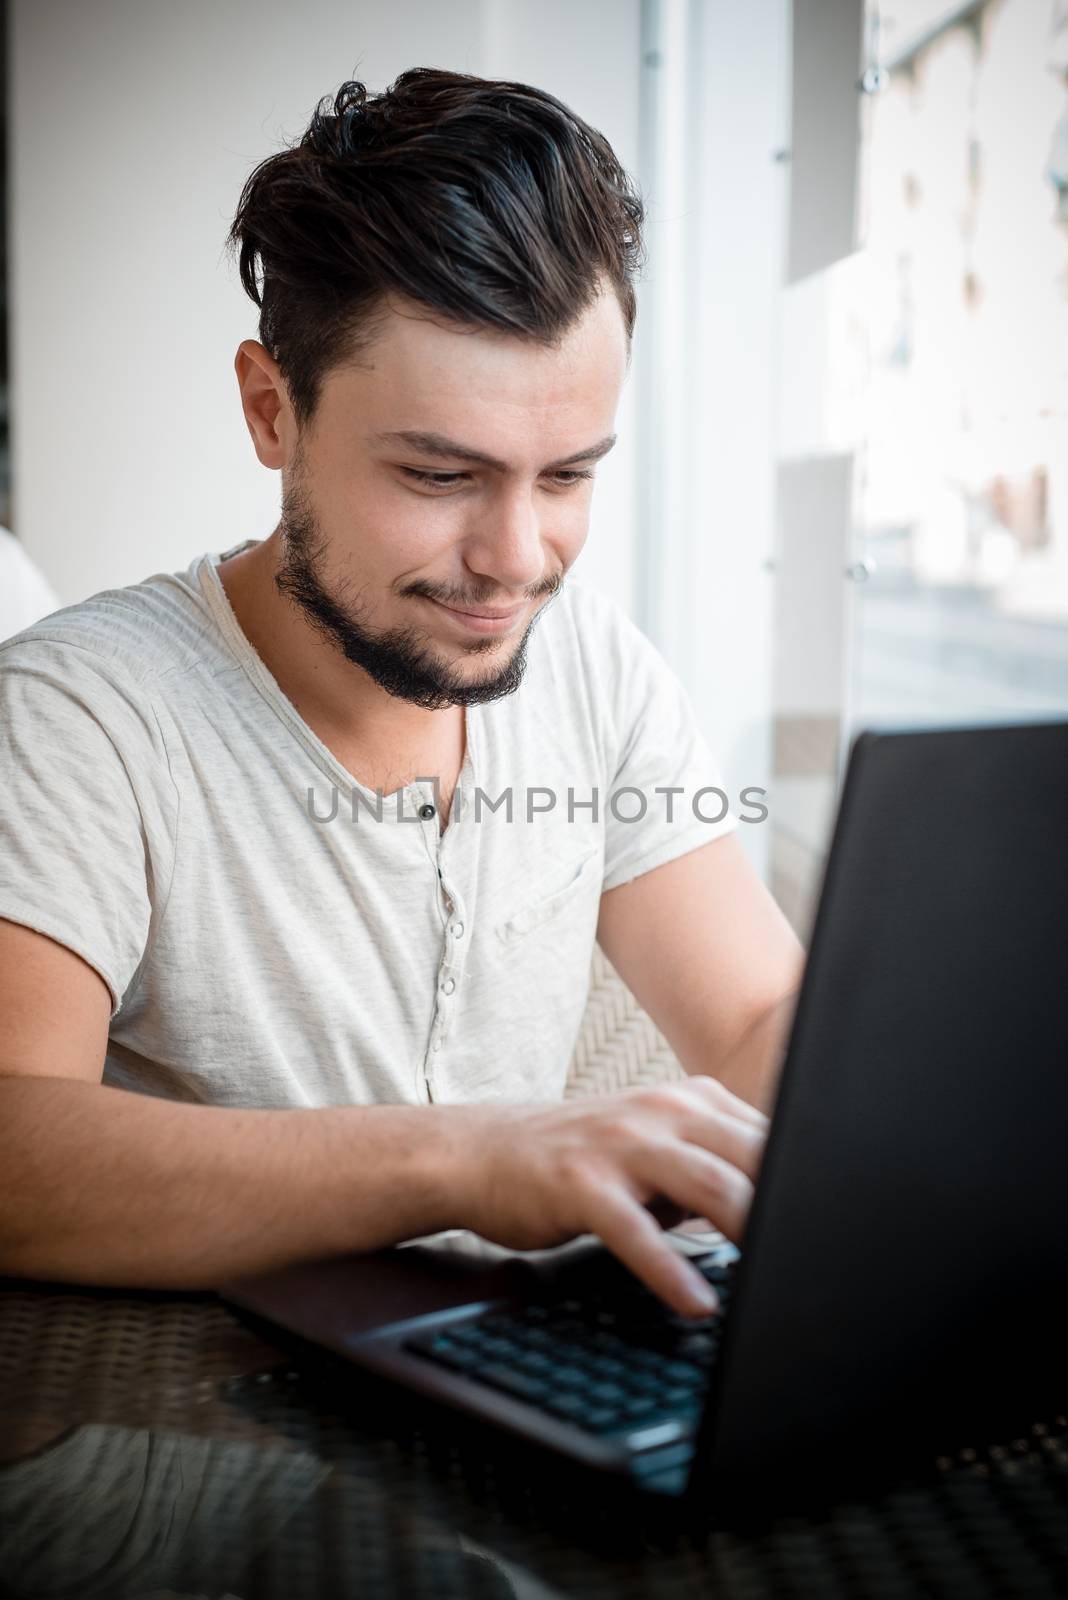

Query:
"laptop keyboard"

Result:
[[405, 1252, 736, 1440]]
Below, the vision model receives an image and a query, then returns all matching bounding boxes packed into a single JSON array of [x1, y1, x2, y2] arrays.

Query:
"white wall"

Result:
[[691, 0, 790, 881], [7, 0, 641, 613], [634, 0, 791, 878]]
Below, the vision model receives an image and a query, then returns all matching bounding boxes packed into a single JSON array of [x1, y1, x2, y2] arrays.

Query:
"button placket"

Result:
[[432, 878, 468, 1053], [425, 716, 478, 1092], [408, 777, 440, 831]]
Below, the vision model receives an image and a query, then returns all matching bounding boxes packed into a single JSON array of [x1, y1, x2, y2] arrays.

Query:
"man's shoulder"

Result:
[[0, 554, 217, 697], [531, 575, 657, 697], [534, 573, 635, 661], [509, 578, 658, 765]]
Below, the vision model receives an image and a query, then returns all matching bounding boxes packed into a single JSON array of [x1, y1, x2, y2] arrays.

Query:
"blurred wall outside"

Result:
[[771, 0, 1068, 932]]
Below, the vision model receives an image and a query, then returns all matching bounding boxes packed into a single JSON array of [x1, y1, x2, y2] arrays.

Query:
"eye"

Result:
[[549, 469, 595, 488], [398, 466, 596, 492], [400, 468, 469, 490]]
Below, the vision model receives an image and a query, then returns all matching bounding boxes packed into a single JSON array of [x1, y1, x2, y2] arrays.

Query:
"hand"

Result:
[[446, 1078, 768, 1317]]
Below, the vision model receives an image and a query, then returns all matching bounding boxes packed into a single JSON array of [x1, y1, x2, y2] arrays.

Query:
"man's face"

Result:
[[271, 285, 629, 709]]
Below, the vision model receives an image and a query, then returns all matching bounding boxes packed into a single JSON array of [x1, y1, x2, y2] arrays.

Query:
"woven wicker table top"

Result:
[[1, 1279, 1066, 1599]]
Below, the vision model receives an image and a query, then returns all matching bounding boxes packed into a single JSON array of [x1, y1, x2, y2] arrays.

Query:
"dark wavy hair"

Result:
[[225, 68, 645, 430]]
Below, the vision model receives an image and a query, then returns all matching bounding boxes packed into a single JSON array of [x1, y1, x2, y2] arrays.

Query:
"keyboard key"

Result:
[[517, 1352, 555, 1375], [480, 1337, 522, 1359], [620, 1394, 660, 1418], [662, 1360, 705, 1386], [661, 1386, 705, 1412], [479, 1365, 551, 1403], [626, 1349, 667, 1372], [406, 1336, 482, 1372], [588, 1331, 628, 1353], [445, 1323, 482, 1345], [628, 1371, 667, 1396], [546, 1393, 589, 1420], [675, 1333, 719, 1363], [589, 1357, 627, 1380], [552, 1366, 590, 1389], [550, 1319, 585, 1338], [588, 1382, 629, 1406], [582, 1407, 626, 1432]]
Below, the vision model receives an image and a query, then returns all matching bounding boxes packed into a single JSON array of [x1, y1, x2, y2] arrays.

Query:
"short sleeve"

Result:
[[599, 604, 738, 892], [0, 637, 178, 1016]]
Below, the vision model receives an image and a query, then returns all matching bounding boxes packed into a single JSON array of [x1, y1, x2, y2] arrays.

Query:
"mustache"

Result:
[[401, 571, 564, 611]]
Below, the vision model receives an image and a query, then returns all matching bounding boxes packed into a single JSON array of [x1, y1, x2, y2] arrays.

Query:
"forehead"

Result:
[[318, 289, 628, 455]]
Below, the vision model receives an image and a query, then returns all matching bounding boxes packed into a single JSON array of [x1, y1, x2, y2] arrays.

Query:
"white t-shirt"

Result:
[[0, 526, 59, 640], [0, 539, 737, 1108]]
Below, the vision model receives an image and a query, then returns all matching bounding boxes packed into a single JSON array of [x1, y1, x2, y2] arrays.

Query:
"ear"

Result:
[[234, 340, 294, 470]]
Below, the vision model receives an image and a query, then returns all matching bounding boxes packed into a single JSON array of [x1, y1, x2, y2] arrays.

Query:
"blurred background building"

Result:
[[2, 0, 1066, 932]]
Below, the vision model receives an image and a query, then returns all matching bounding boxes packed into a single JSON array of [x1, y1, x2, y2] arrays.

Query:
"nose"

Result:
[[460, 484, 546, 597]]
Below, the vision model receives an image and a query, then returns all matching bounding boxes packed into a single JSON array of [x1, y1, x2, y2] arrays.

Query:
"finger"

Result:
[[676, 1105, 767, 1184], [584, 1182, 720, 1318], [684, 1074, 769, 1130], [631, 1138, 755, 1244]]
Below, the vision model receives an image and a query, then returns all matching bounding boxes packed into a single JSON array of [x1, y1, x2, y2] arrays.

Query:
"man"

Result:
[[0, 70, 803, 1317], [0, 524, 59, 641]]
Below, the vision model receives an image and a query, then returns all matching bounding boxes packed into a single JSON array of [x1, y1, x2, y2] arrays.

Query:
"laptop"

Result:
[[222, 721, 1068, 1514]]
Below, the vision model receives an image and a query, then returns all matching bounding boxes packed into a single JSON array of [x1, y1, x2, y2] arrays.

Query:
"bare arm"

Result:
[[597, 831, 805, 1111], [0, 1077, 465, 1286], [0, 919, 461, 1285], [0, 918, 768, 1316]]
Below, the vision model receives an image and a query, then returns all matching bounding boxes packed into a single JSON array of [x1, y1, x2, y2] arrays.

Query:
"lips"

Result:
[[429, 596, 528, 635], [443, 603, 524, 620]]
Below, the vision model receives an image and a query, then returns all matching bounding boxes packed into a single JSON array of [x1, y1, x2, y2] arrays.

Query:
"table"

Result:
[[1, 1280, 1066, 1598]]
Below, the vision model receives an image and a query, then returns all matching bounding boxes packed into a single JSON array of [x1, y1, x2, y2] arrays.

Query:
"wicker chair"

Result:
[[564, 944, 685, 1099]]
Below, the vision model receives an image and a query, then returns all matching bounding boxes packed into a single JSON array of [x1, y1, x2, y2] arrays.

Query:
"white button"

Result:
[[441, 977, 456, 995], [432, 1037, 442, 1051], [451, 921, 465, 939]]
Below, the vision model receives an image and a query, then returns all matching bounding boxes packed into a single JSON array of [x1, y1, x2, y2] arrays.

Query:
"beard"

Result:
[[273, 461, 563, 711]]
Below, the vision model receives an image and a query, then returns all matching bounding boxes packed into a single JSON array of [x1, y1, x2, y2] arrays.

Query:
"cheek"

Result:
[[553, 495, 594, 558], [389, 501, 469, 569], [331, 470, 460, 570]]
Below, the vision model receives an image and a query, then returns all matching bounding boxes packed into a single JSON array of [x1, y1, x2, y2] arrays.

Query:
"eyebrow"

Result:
[[370, 429, 618, 473]]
